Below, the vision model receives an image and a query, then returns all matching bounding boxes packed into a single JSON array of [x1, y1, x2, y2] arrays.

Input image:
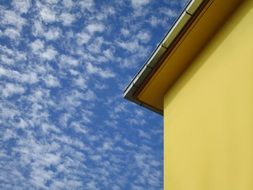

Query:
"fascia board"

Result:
[[123, 0, 206, 114]]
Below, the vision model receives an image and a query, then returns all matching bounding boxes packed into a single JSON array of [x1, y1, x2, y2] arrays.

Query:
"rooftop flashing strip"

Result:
[[123, 0, 205, 114], [187, 0, 204, 15], [162, 12, 191, 48], [147, 45, 167, 68]]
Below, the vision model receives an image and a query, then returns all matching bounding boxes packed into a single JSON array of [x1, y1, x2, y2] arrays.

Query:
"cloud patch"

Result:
[[131, 0, 151, 9], [2, 83, 25, 97], [86, 62, 115, 78]]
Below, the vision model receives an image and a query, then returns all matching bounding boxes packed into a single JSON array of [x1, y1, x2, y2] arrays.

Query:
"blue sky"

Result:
[[0, 0, 188, 189]]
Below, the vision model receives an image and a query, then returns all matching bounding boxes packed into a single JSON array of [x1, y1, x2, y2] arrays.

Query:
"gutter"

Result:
[[123, 0, 207, 115]]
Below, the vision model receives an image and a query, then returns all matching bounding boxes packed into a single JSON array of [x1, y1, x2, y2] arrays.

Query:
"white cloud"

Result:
[[30, 39, 45, 52], [76, 32, 91, 45], [59, 90, 87, 111], [44, 74, 61, 88], [31, 168, 54, 189], [74, 76, 87, 89], [41, 123, 60, 134], [94, 6, 115, 21], [86, 181, 98, 189], [87, 37, 104, 54], [44, 0, 59, 4], [44, 27, 61, 40], [0, 66, 38, 84], [60, 13, 76, 26], [103, 48, 114, 60], [40, 7, 57, 23], [138, 129, 150, 139], [86, 62, 115, 78], [32, 21, 61, 40], [79, 0, 94, 10], [4, 27, 20, 39], [60, 55, 79, 67], [16, 51, 27, 61], [94, 82, 107, 90], [2, 83, 25, 97], [0, 45, 14, 55], [12, 0, 31, 14], [69, 69, 79, 76], [149, 16, 161, 27], [137, 30, 151, 42], [131, 0, 151, 9], [134, 109, 144, 117], [0, 54, 14, 65], [160, 7, 178, 18], [1, 10, 26, 30], [71, 122, 89, 135], [62, 0, 74, 9], [120, 28, 130, 37], [41, 47, 58, 60], [83, 89, 96, 101], [86, 23, 105, 34], [32, 21, 44, 37], [21, 72, 39, 84], [116, 39, 139, 53], [0, 66, 16, 78], [42, 153, 61, 165]]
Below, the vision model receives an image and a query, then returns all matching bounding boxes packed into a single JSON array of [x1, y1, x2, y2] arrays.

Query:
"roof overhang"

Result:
[[124, 0, 242, 115]]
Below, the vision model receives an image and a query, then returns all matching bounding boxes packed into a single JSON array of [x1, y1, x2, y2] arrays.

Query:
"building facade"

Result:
[[124, 0, 253, 189]]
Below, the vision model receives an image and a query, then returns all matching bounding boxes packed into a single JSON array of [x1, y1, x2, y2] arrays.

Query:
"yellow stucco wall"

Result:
[[164, 1, 253, 190]]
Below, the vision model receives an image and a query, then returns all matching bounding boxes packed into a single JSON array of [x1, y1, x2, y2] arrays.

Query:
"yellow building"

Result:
[[124, 0, 253, 189]]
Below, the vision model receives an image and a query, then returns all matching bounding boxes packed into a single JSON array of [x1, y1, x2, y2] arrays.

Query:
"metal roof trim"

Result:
[[186, 0, 204, 15], [123, 0, 205, 115], [162, 12, 191, 48]]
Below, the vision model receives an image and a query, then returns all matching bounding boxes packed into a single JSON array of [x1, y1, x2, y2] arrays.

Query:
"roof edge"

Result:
[[123, 0, 207, 115]]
